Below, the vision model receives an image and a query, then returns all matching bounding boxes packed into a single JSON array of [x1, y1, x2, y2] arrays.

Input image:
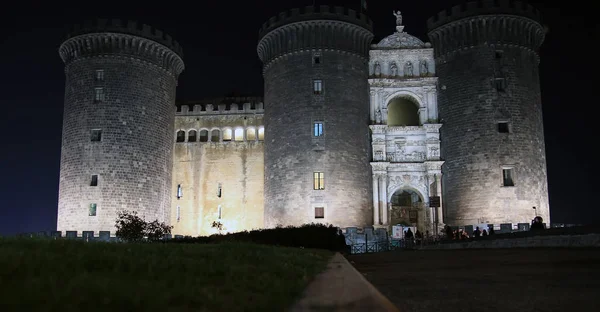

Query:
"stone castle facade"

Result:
[[57, 1, 550, 236]]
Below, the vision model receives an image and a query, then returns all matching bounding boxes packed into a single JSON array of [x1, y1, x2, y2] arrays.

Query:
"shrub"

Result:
[[115, 210, 173, 243], [167, 223, 349, 252]]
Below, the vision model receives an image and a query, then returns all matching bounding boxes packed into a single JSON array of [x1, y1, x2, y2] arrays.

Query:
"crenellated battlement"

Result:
[[66, 19, 183, 57], [426, 0, 545, 59], [59, 19, 185, 77], [257, 6, 374, 66], [258, 5, 372, 39], [427, 0, 541, 30], [176, 96, 264, 115]]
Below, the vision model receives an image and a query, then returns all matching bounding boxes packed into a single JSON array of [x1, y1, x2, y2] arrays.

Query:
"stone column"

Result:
[[380, 175, 388, 225], [372, 174, 380, 225], [419, 107, 428, 125], [436, 173, 443, 226], [370, 90, 376, 122]]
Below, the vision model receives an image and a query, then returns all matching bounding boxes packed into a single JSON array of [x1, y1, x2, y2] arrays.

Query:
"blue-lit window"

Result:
[[313, 122, 323, 137], [313, 79, 323, 94]]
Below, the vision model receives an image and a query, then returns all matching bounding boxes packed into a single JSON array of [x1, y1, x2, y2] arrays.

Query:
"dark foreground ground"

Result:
[[348, 248, 600, 312]]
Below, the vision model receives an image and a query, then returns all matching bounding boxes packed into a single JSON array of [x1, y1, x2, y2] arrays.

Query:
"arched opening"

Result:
[[176, 130, 185, 142], [246, 128, 256, 141], [188, 130, 197, 142], [387, 97, 420, 126], [389, 188, 428, 232], [210, 129, 220, 142], [199, 130, 209, 142], [234, 128, 244, 141], [223, 128, 232, 141]]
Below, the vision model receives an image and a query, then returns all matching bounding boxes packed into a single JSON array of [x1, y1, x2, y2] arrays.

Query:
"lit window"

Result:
[[246, 128, 256, 141], [91, 129, 102, 142], [313, 172, 324, 190], [313, 80, 323, 94], [502, 168, 514, 187], [89, 203, 97, 216], [95, 69, 104, 81], [94, 87, 104, 102], [315, 207, 324, 219], [90, 175, 98, 186], [313, 122, 323, 137], [234, 128, 244, 141], [258, 127, 264, 141], [223, 129, 232, 141]]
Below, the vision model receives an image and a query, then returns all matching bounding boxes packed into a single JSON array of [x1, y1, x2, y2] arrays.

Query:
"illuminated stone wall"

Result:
[[427, 1, 550, 226], [257, 6, 375, 229], [170, 99, 265, 236], [57, 20, 184, 234]]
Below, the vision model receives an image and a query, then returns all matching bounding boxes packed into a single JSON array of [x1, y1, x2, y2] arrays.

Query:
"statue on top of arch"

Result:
[[393, 11, 403, 26]]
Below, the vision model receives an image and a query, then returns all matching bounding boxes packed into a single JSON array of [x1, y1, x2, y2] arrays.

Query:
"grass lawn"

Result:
[[0, 238, 333, 312]]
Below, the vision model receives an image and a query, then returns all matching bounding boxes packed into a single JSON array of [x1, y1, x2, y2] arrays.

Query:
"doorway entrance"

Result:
[[389, 189, 429, 233]]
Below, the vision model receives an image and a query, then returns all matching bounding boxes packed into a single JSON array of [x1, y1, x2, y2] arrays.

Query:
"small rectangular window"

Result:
[[313, 172, 324, 190], [502, 168, 514, 187], [313, 80, 323, 94], [495, 78, 506, 91], [313, 122, 323, 137], [315, 207, 324, 219], [95, 69, 104, 81], [94, 87, 105, 102], [313, 56, 320, 64], [498, 122, 509, 133], [177, 184, 183, 199], [90, 129, 102, 142], [89, 203, 97, 216], [495, 50, 503, 59], [176, 206, 181, 222], [90, 175, 98, 186], [217, 183, 222, 198]]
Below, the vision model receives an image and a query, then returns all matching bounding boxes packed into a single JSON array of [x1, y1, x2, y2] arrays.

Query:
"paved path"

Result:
[[347, 248, 600, 312]]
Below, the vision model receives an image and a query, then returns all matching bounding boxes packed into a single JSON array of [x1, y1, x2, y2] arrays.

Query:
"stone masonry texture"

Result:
[[171, 109, 265, 236], [258, 6, 375, 228], [427, 1, 550, 226], [57, 20, 184, 234]]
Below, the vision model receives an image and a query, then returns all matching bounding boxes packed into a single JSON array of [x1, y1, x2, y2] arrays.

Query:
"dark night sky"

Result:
[[0, 0, 595, 236]]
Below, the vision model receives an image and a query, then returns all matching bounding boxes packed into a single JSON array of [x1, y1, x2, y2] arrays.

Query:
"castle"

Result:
[[56, 1, 550, 237]]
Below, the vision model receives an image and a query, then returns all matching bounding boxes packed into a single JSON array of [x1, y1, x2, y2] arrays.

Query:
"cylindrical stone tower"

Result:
[[257, 6, 374, 228], [57, 19, 185, 234], [427, 0, 549, 226]]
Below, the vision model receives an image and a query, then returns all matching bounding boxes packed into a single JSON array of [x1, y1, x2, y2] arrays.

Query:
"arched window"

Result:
[[210, 129, 220, 142], [176, 130, 185, 142], [234, 128, 244, 141], [223, 128, 232, 141], [246, 128, 256, 141], [199, 130, 209, 142], [188, 130, 197, 142], [258, 127, 264, 141]]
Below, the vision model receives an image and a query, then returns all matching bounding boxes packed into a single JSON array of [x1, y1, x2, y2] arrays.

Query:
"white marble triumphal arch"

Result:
[[368, 12, 445, 234]]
